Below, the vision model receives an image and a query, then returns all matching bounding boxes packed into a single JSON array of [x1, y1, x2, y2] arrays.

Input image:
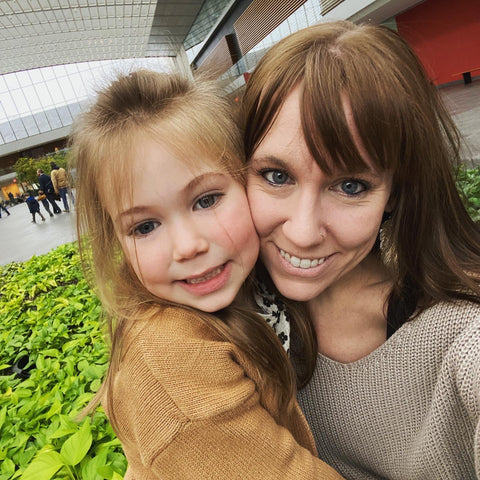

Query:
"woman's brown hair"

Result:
[[70, 70, 297, 431], [242, 20, 480, 383]]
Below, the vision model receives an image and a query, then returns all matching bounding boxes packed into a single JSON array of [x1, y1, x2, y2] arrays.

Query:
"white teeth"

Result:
[[280, 249, 325, 269], [185, 266, 222, 284], [300, 259, 311, 268]]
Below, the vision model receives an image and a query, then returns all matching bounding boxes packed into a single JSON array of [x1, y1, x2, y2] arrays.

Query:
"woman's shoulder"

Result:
[[414, 299, 480, 376], [418, 299, 480, 330], [427, 301, 480, 413]]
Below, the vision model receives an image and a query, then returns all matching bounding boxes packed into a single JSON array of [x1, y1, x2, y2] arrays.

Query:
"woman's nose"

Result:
[[171, 219, 209, 262], [282, 193, 326, 249]]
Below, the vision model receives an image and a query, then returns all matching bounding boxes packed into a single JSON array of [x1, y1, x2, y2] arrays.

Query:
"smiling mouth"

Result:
[[184, 265, 224, 284], [280, 249, 326, 269]]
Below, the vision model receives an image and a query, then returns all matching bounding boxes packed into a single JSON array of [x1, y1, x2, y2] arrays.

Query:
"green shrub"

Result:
[[0, 243, 126, 480], [456, 165, 480, 222]]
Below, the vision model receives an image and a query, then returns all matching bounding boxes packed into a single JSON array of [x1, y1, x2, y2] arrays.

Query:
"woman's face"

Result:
[[247, 85, 393, 301]]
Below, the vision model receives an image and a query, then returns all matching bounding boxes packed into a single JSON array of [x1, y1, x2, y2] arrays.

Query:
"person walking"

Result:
[[37, 190, 54, 217], [37, 169, 61, 214], [0, 201, 11, 217], [50, 162, 70, 212], [25, 192, 45, 223]]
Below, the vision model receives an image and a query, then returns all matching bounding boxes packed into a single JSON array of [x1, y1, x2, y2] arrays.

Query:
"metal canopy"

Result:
[[0, 0, 205, 76]]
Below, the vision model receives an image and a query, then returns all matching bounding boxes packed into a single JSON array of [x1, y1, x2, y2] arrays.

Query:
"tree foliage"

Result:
[[14, 151, 69, 187]]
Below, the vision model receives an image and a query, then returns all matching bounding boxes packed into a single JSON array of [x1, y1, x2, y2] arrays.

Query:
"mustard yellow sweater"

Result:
[[107, 306, 343, 479]]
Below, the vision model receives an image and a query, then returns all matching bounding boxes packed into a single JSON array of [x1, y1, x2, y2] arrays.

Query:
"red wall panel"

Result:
[[396, 0, 480, 85]]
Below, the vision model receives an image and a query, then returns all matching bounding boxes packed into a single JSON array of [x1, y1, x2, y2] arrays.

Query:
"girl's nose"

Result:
[[171, 219, 209, 262]]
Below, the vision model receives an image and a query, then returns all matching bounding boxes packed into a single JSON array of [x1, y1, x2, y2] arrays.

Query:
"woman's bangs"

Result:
[[301, 80, 372, 175], [302, 49, 401, 175]]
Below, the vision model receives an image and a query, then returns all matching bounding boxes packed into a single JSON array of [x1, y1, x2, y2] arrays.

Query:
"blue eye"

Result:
[[194, 194, 221, 210], [263, 170, 290, 185], [339, 180, 367, 196], [133, 221, 158, 236]]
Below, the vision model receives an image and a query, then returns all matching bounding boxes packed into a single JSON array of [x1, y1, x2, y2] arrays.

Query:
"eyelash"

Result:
[[258, 168, 371, 196], [259, 168, 292, 186], [131, 220, 158, 237], [128, 193, 223, 237], [332, 178, 371, 196], [193, 192, 223, 210]]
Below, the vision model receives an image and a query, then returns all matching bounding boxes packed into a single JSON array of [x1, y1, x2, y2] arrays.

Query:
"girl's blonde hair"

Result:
[[70, 70, 296, 429], [242, 21, 480, 384]]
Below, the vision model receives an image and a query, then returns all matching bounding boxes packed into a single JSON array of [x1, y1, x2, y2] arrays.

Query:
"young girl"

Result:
[[70, 70, 343, 479], [242, 21, 480, 479]]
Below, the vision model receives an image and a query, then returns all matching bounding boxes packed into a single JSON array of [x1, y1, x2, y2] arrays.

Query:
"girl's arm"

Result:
[[112, 308, 344, 479]]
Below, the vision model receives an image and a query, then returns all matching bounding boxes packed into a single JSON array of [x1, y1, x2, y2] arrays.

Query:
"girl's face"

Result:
[[247, 85, 393, 301], [108, 139, 259, 313]]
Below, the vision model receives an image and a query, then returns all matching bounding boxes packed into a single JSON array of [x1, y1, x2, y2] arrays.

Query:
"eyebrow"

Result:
[[115, 171, 228, 222], [250, 155, 290, 169]]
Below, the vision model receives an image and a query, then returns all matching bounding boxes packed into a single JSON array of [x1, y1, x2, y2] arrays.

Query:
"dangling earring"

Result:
[[379, 211, 397, 273]]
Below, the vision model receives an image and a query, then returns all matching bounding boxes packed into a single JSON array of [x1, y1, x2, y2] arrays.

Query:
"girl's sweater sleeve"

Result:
[[112, 307, 343, 480]]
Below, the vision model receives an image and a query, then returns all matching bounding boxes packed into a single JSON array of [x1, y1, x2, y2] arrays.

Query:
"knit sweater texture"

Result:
[[297, 300, 480, 479], [107, 306, 344, 480]]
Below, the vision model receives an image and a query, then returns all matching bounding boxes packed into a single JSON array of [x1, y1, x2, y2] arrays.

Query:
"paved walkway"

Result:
[[440, 78, 480, 166], [0, 203, 77, 266], [0, 79, 478, 267]]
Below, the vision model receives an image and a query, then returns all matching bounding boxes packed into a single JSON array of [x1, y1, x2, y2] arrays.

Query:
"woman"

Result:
[[242, 20, 480, 479]]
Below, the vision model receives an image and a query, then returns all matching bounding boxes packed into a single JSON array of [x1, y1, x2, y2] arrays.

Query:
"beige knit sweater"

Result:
[[107, 306, 344, 479], [50, 167, 68, 192], [297, 300, 480, 479]]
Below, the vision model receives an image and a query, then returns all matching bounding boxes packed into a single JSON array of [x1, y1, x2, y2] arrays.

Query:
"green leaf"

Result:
[[0, 457, 15, 475], [81, 450, 108, 480], [19, 450, 64, 480], [60, 420, 92, 466]]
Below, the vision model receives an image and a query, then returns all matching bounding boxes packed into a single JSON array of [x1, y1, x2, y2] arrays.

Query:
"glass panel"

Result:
[[45, 108, 63, 129], [33, 111, 51, 133], [0, 121, 16, 143], [23, 115, 40, 136], [21, 85, 42, 112], [34, 83, 54, 109], [12, 89, 30, 116], [57, 105, 73, 126], [5, 74, 20, 90], [10, 118, 28, 140]]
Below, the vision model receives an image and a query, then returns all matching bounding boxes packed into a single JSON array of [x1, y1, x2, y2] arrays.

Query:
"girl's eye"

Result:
[[262, 169, 290, 185], [133, 221, 158, 236], [333, 179, 368, 196], [194, 193, 221, 210]]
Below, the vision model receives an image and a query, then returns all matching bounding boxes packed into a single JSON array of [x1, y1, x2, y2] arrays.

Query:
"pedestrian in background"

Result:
[[50, 162, 70, 212], [0, 201, 10, 218], [37, 190, 54, 217], [25, 192, 45, 223], [37, 169, 61, 214]]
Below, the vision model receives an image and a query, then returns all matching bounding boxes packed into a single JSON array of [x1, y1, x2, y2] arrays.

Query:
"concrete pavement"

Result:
[[0, 202, 77, 266]]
